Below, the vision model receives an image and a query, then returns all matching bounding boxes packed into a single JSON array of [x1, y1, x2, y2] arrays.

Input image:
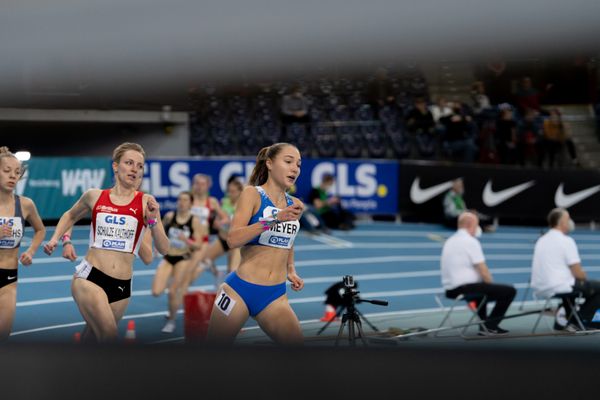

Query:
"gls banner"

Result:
[[400, 160, 600, 224], [16, 157, 112, 219], [142, 158, 398, 214]]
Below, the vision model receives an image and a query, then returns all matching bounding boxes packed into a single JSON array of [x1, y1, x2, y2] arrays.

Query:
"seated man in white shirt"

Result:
[[531, 208, 600, 330], [441, 211, 516, 335]]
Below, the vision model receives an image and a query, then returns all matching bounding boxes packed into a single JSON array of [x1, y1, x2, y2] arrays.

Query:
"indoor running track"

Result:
[[9, 221, 600, 344]]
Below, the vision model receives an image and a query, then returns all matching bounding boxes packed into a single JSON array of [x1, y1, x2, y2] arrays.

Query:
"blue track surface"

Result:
[[10, 221, 600, 344]]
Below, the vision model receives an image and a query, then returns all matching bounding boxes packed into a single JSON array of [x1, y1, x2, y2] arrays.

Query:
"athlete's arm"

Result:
[[19, 197, 46, 266], [226, 186, 262, 249], [138, 229, 155, 265], [187, 215, 204, 251], [144, 194, 169, 255], [287, 246, 303, 291], [44, 189, 98, 255], [61, 227, 77, 261], [211, 196, 230, 229]]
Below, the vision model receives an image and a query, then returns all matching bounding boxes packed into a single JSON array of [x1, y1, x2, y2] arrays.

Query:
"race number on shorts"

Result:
[[215, 289, 236, 316]]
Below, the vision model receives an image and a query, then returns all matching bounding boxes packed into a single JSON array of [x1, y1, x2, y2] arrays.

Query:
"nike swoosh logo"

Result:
[[410, 177, 454, 204], [482, 180, 535, 207], [7, 276, 16, 280], [555, 183, 600, 208]]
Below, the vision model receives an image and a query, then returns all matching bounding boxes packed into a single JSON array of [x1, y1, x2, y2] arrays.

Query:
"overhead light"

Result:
[[15, 151, 31, 161]]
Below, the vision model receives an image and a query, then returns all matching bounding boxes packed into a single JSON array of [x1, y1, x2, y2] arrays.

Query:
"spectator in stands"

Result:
[[406, 97, 436, 136], [516, 108, 542, 166], [367, 67, 396, 111], [441, 211, 516, 335], [514, 76, 544, 116], [406, 97, 437, 158], [479, 58, 513, 105], [538, 108, 579, 168], [308, 173, 355, 231], [440, 103, 478, 163], [495, 105, 518, 164], [280, 85, 310, 135], [470, 81, 492, 116], [531, 208, 600, 330], [429, 96, 453, 124]]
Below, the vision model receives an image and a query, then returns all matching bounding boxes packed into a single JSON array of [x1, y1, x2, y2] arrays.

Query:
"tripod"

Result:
[[317, 296, 388, 346]]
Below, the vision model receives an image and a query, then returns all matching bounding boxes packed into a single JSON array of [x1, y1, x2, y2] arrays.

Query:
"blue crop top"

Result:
[[246, 186, 300, 249]]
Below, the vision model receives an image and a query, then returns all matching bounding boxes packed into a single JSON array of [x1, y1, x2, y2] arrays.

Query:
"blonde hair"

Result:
[[0, 146, 26, 179], [192, 173, 213, 188], [112, 142, 146, 163], [248, 143, 297, 186]]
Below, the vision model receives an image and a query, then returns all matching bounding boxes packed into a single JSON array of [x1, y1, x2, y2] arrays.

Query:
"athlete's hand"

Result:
[[43, 239, 58, 256], [288, 272, 304, 291], [146, 196, 160, 220], [62, 242, 78, 261], [278, 203, 304, 222], [19, 251, 33, 266], [0, 224, 12, 239]]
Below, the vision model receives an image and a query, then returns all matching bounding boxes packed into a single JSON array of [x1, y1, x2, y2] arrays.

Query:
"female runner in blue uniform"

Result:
[[207, 143, 304, 345]]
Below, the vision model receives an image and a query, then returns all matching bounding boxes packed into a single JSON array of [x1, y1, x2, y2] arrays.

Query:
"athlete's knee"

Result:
[[94, 322, 119, 342]]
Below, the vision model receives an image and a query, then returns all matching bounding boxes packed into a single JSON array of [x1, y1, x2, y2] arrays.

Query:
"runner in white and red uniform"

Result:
[[188, 173, 230, 287], [44, 142, 169, 343]]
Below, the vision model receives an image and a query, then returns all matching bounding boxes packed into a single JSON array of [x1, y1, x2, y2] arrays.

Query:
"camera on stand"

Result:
[[318, 275, 389, 346]]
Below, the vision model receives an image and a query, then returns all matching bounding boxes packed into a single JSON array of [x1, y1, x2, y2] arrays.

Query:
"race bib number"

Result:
[[93, 212, 139, 253], [0, 217, 23, 249], [215, 289, 236, 316]]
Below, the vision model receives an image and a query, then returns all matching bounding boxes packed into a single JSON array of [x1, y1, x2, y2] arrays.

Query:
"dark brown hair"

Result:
[[248, 143, 297, 186]]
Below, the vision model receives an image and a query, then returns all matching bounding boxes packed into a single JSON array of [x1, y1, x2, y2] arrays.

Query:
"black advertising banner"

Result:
[[399, 161, 600, 224]]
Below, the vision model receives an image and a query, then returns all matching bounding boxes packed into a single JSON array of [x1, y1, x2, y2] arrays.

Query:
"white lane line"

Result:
[[17, 262, 600, 286], [5, 292, 548, 339], [343, 230, 600, 241], [20, 269, 161, 283], [307, 233, 354, 248]]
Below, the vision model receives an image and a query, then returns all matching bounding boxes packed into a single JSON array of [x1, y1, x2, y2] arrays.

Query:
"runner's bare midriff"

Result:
[[86, 247, 135, 280], [237, 245, 289, 285]]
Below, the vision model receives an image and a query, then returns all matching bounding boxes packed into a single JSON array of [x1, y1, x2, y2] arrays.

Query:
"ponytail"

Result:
[[248, 143, 297, 186]]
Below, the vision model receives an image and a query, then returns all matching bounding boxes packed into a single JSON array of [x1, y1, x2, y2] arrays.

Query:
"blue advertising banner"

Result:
[[141, 158, 399, 214], [16, 157, 113, 219]]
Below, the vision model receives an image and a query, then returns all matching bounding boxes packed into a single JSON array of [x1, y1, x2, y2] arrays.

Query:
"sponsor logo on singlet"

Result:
[[96, 205, 119, 213], [0, 217, 23, 248], [94, 212, 138, 252]]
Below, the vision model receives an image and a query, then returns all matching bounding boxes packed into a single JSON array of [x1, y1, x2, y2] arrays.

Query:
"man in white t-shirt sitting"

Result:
[[531, 208, 600, 330], [441, 211, 516, 335]]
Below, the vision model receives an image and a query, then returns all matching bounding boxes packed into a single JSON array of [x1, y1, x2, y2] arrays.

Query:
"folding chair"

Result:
[[531, 290, 586, 334], [434, 293, 489, 337]]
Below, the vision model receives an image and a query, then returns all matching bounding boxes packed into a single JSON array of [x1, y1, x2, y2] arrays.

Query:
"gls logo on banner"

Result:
[[311, 162, 378, 197], [141, 162, 190, 197]]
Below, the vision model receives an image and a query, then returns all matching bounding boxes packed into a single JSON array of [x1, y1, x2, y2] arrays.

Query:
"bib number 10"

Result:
[[215, 289, 236, 316]]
